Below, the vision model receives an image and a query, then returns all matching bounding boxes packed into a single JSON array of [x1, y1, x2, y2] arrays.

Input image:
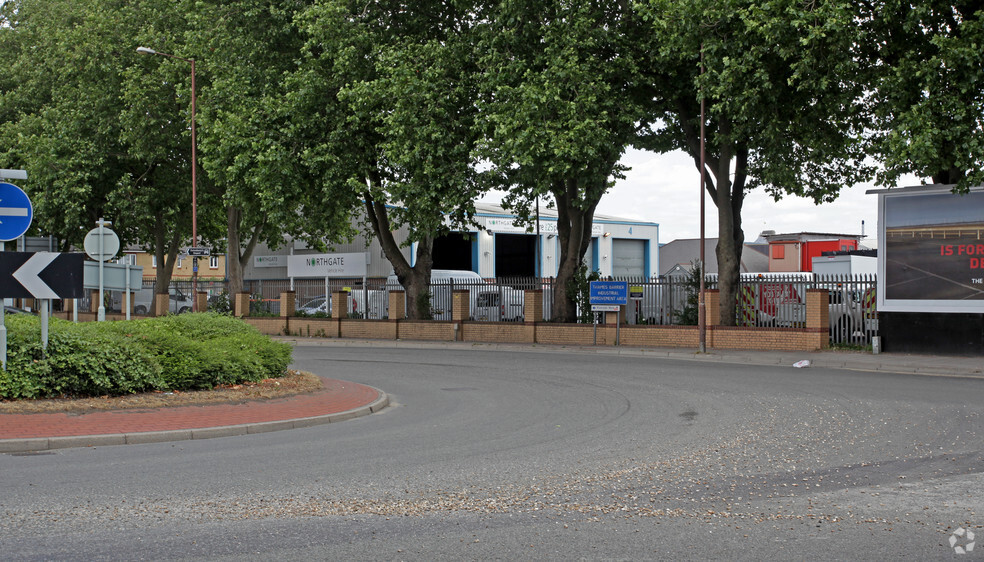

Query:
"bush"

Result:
[[0, 313, 293, 400]]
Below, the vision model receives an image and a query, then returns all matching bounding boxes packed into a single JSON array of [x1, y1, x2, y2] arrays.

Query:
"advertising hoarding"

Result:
[[878, 186, 984, 312]]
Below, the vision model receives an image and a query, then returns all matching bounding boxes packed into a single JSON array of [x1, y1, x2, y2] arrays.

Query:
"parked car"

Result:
[[474, 286, 525, 321], [133, 288, 193, 315], [385, 270, 488, 320], [296, 290, 386, 319]]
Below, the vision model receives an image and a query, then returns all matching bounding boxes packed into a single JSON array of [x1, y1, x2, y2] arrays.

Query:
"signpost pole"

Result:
[[0, 306, 6, 370], [593, 312, 598, 345], [0, 171, 29, 369], [124, 256, 131, 321], [97, 219, 106, 321], [40, 299, 48, 351]]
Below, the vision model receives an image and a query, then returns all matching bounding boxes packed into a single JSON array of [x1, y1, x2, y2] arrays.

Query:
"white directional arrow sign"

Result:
[[12, 253, 61, 299]]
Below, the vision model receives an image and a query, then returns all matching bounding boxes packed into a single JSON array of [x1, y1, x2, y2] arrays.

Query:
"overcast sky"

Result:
[[480, 148, 924, 247]]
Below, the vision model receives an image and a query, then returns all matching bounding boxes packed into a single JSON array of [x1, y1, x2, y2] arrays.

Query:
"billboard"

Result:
[[878, 187, 984, 312]]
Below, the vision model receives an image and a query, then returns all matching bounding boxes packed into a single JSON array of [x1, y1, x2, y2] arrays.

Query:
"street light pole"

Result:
[[698, 46, 707, 353], [136, 46, 199, 312]]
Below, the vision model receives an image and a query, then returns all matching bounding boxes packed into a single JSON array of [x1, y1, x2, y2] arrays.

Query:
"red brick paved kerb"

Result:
[[0, 378, 388, 454]]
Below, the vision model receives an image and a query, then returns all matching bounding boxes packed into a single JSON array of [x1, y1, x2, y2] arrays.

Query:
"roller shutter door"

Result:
[[612, 239, 645, 277]]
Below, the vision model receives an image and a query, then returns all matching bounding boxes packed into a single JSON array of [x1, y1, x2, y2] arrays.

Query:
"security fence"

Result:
[[124, 272, 878, 345]]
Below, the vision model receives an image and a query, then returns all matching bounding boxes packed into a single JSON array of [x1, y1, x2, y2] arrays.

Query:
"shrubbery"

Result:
[[0, 313, 292, 400]]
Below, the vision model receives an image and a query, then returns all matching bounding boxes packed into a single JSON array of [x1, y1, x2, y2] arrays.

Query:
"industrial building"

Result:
[[245, 203, 660, 280]]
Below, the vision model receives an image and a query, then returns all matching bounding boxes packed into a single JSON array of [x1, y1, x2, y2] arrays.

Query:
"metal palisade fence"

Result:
[[127, 273, 878, 346]]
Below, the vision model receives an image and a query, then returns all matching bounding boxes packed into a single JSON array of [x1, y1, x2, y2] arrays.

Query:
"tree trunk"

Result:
[[679, 101, 747, 327], [363, 189, 435, 320], [226, 205, 243, 297], [225, 205, 263, 299], [711, 140, 748, 327], [149, 216, 182, 316], [550, 179, 597, 323]]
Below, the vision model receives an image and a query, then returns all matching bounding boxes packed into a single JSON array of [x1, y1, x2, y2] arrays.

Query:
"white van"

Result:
[[385, 269, 486, 320]]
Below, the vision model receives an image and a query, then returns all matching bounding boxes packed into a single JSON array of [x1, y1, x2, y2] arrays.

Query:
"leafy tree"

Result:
[[861, 2, 984, 190], [289, 0, 486, 318], [183, 0, 353, 297], [0, 0, 204, 311], [475, 1, 651, 322], [638, 0, 872, 325]]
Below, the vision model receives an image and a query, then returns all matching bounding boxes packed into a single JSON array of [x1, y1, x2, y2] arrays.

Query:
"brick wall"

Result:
[[396, 321, 455, 342], [186, 313, 833, 352], [246, 317, 287, 336], [620, 325, 699, 348], [535, 323, 607, 346], [340, 320, 398, 340], [283, 318, 339, 338], [461, 322, 534, 344]]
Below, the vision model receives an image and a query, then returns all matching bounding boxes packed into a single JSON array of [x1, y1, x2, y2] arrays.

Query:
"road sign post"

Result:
[[0, 182, 33, 242], [84, 219, 118, 321], [589, 281, 629, 346]]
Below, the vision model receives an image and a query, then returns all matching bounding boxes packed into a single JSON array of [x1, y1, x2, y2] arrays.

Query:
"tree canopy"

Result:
[[288, 0, 487, 318], [475, 0, 651, 321], [638, 0, 873, 324], [862, 1, 984, 190]]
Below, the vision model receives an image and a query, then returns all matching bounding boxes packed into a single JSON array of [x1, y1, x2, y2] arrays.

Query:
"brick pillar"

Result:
[[524, 290, 543, 322], [64, 299, 75, 313], [452, 290, 470, 322], [704, 289, 720, 327], [604, 307, 627, 325], [806, 289, 829, 330], [234, 292, 250, 317], [332, 291, 349, 319], [154, 293, 170, 316], [389, 290, 406, 320], [90, 291, 101, 313], [280, 291, 296, 317], [195, 292, 208, 313], [124, 292, 137, 315]]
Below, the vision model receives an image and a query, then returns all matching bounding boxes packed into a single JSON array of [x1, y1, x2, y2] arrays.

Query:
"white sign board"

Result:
[[287, 253, 367, 278], [254, 255, 286, 268], [83, 262, 143, 291], [83, 226, 120, 261], [485, 217, 604, 236], [591, 304, 620, 312]]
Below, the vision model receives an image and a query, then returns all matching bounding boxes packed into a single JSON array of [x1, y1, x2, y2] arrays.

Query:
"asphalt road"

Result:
[[2, 343, 983, 560]]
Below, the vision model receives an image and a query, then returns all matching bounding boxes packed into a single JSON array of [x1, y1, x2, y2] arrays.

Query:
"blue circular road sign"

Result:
[[0, 183, 32, 242]]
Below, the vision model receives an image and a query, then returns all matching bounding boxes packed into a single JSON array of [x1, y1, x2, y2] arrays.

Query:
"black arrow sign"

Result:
[[0, 252, 84, 299]]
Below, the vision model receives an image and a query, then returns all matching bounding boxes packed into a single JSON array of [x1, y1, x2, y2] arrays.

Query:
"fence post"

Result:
[[705, 289, 720, 327], [389, 290, 406, 320], [280, 291, 296, 317], [231, 292, 248, 317], [332, 291, 349, 319], [452, 290, 469, 322], [524, 290, 543, 323]]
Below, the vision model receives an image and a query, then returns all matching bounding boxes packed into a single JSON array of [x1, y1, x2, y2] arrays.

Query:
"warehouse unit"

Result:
[[245, 203, 659, 280]]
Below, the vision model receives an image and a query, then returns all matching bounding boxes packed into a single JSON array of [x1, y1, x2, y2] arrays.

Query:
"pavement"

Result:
[[1, 337, 981, 454]]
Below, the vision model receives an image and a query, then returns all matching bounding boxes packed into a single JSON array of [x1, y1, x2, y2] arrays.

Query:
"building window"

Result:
[[209, 256, 219, 269], [772, 244, 785, 259], [152, 255, 157, 268]]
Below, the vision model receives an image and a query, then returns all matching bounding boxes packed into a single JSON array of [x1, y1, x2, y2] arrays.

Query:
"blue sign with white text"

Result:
[[0, 183, 33, 242], [589, 281, 628, 305]]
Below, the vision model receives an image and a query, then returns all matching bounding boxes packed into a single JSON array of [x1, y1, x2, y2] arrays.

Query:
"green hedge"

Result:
[[0, 313, 293, 400]]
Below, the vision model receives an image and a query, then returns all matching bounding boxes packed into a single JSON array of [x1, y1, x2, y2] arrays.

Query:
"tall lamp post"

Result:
[[136, 46, 199, 312]]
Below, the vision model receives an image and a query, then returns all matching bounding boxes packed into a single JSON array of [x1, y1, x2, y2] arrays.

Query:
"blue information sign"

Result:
[[0, 183, 33, 242], [589, 281, 628, 305]]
